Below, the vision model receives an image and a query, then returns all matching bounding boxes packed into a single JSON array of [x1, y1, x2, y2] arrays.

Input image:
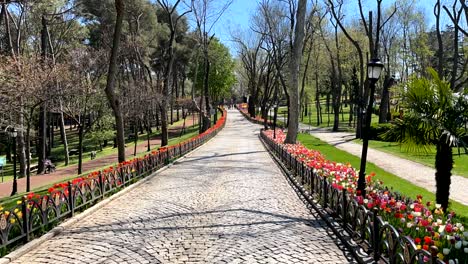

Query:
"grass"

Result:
[[296, 133, 468, 219], [352, 139, 468, 179], [270, 102, 380, 132]]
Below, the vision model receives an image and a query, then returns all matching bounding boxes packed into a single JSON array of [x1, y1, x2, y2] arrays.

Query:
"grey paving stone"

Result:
[[12, 110, 354, 264]]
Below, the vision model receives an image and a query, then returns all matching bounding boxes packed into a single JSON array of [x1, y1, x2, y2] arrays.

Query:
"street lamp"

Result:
[[357, 58, 384, 197], [273, 101, 279, 139], [9, 128, 18, 196]]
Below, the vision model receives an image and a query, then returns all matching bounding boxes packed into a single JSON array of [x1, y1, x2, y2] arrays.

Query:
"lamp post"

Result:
[[9, 128, 18, 196], [357, 58, 384, 197], [273, 101, 279, 139]]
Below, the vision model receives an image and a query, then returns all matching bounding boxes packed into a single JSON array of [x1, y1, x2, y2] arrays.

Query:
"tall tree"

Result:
[[105, 0, 126, 163], [284, 0, 307, 144]]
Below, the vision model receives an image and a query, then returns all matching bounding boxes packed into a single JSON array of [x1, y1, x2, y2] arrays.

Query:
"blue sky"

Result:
[[191, 0, 441, 57]]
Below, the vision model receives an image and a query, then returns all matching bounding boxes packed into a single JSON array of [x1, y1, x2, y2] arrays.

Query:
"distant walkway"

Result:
[[0, 115, 199, 198], [299, 124, 468, 206], [9, 110, 353, 263]]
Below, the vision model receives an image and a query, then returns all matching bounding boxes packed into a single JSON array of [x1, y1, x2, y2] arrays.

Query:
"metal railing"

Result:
[[0, 109, 227, 255], [260, 131, 444, 264]]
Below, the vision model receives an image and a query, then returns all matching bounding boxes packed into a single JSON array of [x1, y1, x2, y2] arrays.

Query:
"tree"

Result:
[[284, 0, 307, 144], [384, 69, 468, 211], [104, 0, 126, 163], [155, 0, 191, 147], [192, 0, 232, 132]]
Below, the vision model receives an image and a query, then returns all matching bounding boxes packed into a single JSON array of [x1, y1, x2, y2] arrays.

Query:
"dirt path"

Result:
[[0, 114, 199, 198]]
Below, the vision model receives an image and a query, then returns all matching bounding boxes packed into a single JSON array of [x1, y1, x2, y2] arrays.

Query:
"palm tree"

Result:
[[384, 68, 468, 211]]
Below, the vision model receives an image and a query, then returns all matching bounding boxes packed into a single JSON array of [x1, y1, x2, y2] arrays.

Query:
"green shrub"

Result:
[[369, 123, 394, 141]]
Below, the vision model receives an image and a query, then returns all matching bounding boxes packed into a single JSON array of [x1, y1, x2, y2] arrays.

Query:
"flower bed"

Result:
[[0, 109, 227, 256], [261, 129, 467, 264]]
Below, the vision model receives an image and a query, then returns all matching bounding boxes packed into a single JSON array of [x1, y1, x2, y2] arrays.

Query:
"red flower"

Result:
[[420, 219, 429, 227], [414, 237, 421, 244], [445, 224, 453, 233], [424, 236, 432, 244], [26, 192, 35, 200], [48, 187, 55, 193]]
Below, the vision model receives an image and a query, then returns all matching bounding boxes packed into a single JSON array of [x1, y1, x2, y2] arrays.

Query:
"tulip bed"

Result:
[[0, 109, 227, 256], [261, 129, 467, 264]]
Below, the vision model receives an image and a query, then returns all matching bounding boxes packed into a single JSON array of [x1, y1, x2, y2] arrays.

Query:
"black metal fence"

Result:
[[0, 110, 226, 255], [260, 131, 444, 264]]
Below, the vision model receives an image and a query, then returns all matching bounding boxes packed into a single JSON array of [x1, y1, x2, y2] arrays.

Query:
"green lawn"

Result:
[[273, 102, 380, 132], [296, 133, 468, 219], [353, 139, 468, 179]]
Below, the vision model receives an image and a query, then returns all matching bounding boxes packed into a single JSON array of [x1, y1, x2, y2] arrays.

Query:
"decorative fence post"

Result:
[[373, 208, 381, 261], [68, 181, 74, 217], [342, 189, 347, 226], [301, 163, 305, 185], [322, 179, 327, 208], [21, 196, 29, 243], [99, 172, 105, 198]]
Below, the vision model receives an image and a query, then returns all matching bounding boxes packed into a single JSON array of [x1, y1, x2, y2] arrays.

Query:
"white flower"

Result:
[[364, 199, 369, 204], [455, 241, 462, 249], [410, 204, 415, 209], [463, 241, 468, 246], [412, 212, 421, 217], [448, 260, 455, 264], [465, 248, 468, 253], [447, 235, 454, 241], [438, 219, 443, 225], [439, 225, 446, 233], [443, 248, 450, 255], [407, 222, 414, 228], [436, 204, 442, 209]]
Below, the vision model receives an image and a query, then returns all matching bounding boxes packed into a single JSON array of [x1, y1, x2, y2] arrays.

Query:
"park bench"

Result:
[[30, 164, 38, 174]]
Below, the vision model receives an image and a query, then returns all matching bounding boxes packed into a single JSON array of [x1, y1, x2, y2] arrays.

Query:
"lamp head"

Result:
[[367, 58, 384, 81], [9, 129, 17, 138]]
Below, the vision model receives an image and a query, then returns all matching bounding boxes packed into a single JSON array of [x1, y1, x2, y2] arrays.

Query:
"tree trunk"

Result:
[[37, 106, 47, 174], [17, 106, 26, 178], [48, 113, 53, 156], [59, 101, 69, 165], [161, 104, 169, 146], [284, 0, 307, 144], [133, 121, 138, 156], [202, 50, 211, 132], [77, 124, 84, 175], [105, 0, 126, 163], [435, 141, 453, 211], [379, 75, 393, 123], [435, 0, 445, 78], [25, 122, 31, 192]]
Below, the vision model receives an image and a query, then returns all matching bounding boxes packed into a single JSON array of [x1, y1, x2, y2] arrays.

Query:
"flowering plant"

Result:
[[263, 129, 467, 263]]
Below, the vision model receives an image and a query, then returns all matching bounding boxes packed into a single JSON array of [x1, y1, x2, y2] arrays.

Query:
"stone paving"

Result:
[[11, 110, 354, 264]]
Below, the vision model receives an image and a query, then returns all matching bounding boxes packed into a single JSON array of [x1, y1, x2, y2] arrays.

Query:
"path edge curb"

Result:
[[0, 132, 221, 264]]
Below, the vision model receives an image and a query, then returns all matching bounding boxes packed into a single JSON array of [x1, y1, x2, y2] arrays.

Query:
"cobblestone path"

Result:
[[12, 110, 353, 264]]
